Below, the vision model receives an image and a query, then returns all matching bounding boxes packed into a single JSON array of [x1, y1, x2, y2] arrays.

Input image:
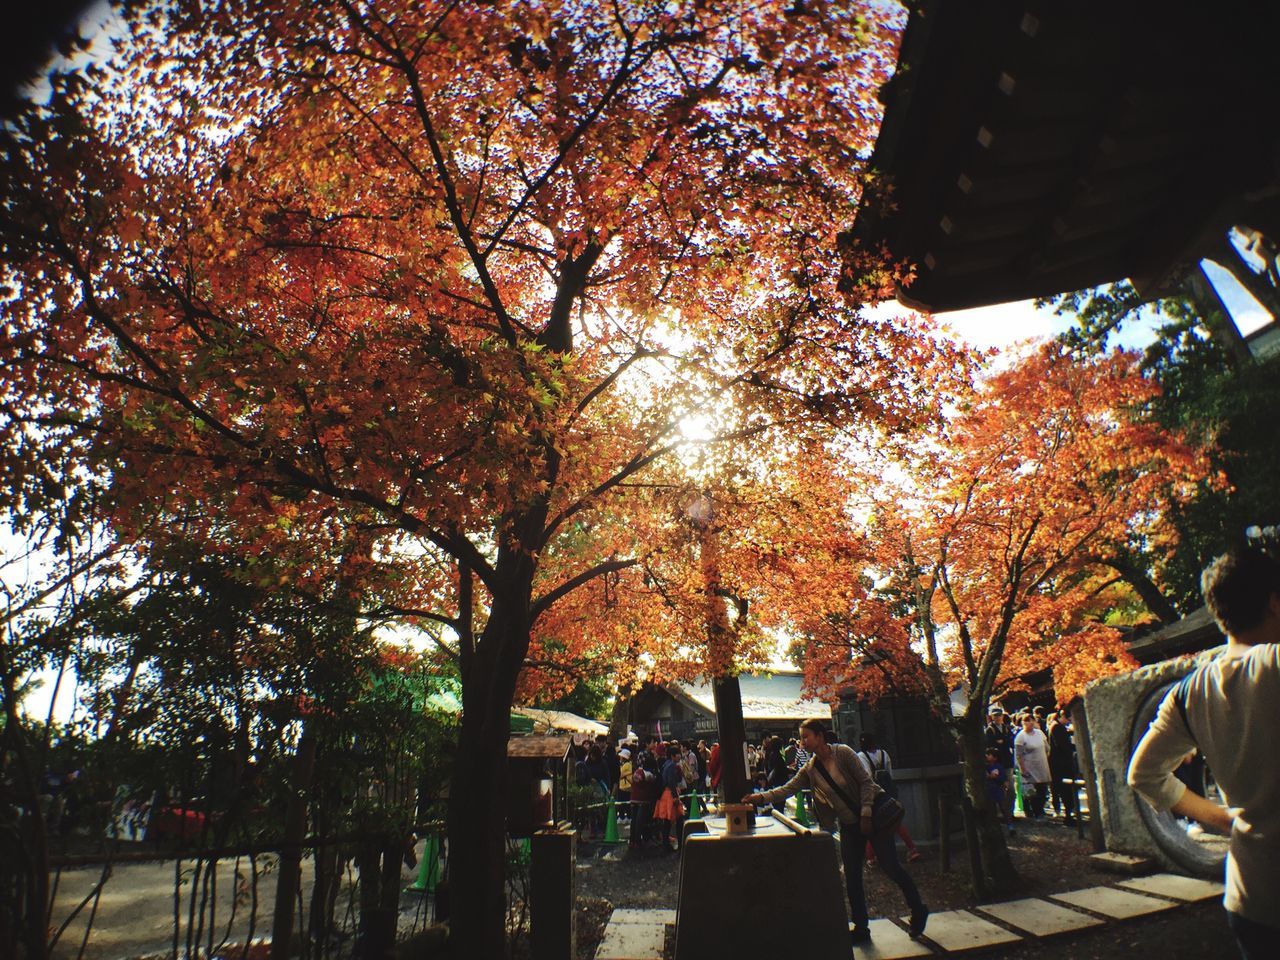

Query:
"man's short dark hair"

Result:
[[1201, 546, 1280, 637]]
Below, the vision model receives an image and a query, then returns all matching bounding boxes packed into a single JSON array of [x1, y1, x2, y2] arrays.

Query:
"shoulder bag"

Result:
[[865, 749, 899, 799], [812, 754, 905, 834]]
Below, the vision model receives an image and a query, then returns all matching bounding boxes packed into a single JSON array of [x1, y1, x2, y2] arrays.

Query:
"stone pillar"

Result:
[[1082, 647, 1225, 877], [530, 827, 576, 960], [1068, 699, 1105, 852]]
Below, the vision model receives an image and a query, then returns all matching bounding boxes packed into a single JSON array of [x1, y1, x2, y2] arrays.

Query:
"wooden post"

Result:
[[1187, 266, 1253, 368], [530, 827, 576, 960], [712, 676, 749, 805], [937, 794, 950, 873]]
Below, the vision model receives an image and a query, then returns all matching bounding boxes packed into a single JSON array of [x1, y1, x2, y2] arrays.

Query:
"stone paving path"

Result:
[[592, 873, 1224, 960]]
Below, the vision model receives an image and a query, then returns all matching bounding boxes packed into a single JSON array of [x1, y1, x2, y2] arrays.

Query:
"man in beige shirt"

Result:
[[1128, 546, 1280, 960]]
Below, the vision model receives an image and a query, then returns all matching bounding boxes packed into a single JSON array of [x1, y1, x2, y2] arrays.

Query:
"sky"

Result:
[[925, 258, 1274, 353]]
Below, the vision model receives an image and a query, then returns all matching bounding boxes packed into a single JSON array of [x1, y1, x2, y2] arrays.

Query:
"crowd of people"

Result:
[[571, 728, 931, 855], [571, 733, 714, 851], [983, 703, 1080, 829], [572, 705, 1084, 845]]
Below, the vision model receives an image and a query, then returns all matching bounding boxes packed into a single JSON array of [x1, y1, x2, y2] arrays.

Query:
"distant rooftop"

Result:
[[506, 734, 573, 761], [512, 706, 609, 737], [670, 671, 831, 721]]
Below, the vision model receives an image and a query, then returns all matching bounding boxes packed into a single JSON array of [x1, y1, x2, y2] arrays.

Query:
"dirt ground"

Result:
[[573, 814, 1239, 960]]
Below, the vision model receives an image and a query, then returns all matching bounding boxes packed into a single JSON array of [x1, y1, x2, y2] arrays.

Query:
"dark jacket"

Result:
[[1048, 722, 1076, 778], [661, 758, 684, 792], [985, 720, 1015, 768]]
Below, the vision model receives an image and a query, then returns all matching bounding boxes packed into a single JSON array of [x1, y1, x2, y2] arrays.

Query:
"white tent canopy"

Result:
[[513, 706, 610, 736]]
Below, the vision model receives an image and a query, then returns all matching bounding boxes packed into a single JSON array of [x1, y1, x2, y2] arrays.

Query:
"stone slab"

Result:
[[1089, 852, 1154, 875], [1050, 886, 1177, 919], [977, 898, 1104, 937], [595, 918, 665, 960], [851, 918, 933, 958], [1118, 873, 1225, 902], [1083, 652, 1220, 864], [610, 908, 677, 925], [901, 909, 1021, 952]]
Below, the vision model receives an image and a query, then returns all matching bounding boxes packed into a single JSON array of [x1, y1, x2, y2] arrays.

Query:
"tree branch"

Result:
[[530, 557, 638, 623]]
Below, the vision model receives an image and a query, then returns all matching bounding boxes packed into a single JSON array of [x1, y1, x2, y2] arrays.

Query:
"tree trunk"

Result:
[[271, 722, 317, 960], [307, 778, 342, 954], [711, 676, 748, 804], [354, 836, 402, 960], [609, 697, 629, 741], [446, 700, 514, 959], [447, 587, 532, 959], [956, 716, 1019, 895], [1, 702, 50, 960]]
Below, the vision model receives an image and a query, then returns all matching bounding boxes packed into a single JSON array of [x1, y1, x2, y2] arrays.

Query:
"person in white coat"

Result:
[[1014, 713, 1050, 818]]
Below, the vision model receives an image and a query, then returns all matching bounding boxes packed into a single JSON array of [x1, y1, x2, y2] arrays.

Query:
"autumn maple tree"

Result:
[[515, 443, 888, 697], [0, 0, 962, 953], [799, 342, 1213, 894]]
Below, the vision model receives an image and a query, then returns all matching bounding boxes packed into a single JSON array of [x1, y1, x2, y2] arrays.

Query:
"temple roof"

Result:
[[670, 671, 831, 721], [846, 1, 1280, 312]]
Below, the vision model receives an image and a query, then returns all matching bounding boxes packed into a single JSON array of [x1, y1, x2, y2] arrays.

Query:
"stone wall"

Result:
[[1082, 647, 1224, 874]]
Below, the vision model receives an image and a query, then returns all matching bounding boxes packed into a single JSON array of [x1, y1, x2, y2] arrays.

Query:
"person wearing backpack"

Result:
[[1129, 546, 1280, 960], [655, 743, 687, 851], [628, 748, 659, 848], [743, 718, 928, 946], [858, 733, 921, 865]]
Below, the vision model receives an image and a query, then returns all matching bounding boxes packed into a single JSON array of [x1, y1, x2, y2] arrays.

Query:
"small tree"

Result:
[[1047, 276, 1280, 608], [800, 342, 1212, 894]]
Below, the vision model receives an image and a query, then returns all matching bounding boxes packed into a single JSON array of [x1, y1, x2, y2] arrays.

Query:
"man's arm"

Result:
[[1128, 690, 1207, 817], [1170, 786, 1234, 835]]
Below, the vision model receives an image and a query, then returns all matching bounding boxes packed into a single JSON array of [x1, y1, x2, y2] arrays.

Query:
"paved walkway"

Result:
[[593, 873, 1224, 959]]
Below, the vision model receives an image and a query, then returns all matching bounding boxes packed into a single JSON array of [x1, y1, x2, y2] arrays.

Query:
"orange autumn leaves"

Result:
[[798, 343, 1216, 711], [0, 0, 1211, 718], [3, 1, 904, 549], [2, 0, 930, 684], [526, 341, 1210, 713]]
